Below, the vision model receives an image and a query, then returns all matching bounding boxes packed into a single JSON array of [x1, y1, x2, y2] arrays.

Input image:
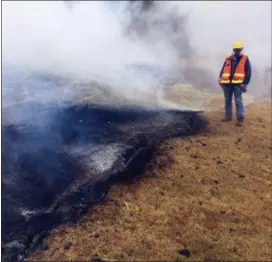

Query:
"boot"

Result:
[[236, 117, 244, 127], [236, 120, 243, 127]]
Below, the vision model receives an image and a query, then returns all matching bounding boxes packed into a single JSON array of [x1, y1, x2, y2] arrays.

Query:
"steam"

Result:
[[2, 1, 186, 106], [183, 1, 271, 67], [2, 0, 271, 111]]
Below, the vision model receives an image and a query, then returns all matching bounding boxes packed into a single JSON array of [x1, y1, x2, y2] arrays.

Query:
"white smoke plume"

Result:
[[2, 1, 184, 105], [2, 0, 271, 108]]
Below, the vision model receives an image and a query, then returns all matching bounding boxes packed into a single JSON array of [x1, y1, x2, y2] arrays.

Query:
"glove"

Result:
[[240, 84, 247, 93]]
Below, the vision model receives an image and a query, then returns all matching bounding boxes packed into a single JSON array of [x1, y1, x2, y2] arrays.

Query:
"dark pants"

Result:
[[222, 85, 244, 120]]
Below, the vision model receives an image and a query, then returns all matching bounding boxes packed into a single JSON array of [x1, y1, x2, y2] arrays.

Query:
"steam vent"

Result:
[[2, 75, 207, 261]]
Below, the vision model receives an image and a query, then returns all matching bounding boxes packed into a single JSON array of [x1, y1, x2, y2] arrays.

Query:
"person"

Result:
[[218, 41, 252, 127]]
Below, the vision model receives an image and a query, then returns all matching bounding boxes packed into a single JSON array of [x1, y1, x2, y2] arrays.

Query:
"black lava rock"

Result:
[[2, 99, 206, 261], [64, 242, 72, 250], [178, 248, 192, 258]]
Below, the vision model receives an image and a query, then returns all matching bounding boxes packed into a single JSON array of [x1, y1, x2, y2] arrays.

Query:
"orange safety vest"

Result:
[[219, 55, 247, 84]]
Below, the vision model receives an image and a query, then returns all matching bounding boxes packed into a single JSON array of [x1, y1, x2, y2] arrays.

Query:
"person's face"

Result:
[[233, 48, 243, 58]]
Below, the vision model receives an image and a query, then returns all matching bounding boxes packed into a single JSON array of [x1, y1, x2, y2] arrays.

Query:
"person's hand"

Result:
[[240, 84, 247, 93]]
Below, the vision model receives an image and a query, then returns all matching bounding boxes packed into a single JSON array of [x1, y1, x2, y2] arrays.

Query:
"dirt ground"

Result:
[[30, 100, 272, 261]]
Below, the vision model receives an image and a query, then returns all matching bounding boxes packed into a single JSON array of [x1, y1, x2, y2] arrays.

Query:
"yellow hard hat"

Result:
[[233, 41, 244, 49]]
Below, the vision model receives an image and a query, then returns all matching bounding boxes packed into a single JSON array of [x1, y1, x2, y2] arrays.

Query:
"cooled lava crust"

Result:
[[2, 102, 207, 261]]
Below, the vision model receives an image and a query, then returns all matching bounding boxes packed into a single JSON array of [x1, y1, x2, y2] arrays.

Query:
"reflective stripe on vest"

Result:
[[219, 55, 247, 84]]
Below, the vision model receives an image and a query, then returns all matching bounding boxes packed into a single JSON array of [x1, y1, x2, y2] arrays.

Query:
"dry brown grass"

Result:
[[30, 101, 272, 262], [163, 84, 254, 111]]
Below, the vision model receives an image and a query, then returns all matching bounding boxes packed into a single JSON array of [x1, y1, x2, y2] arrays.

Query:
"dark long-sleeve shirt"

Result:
[[219, 55, 252, 85]]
